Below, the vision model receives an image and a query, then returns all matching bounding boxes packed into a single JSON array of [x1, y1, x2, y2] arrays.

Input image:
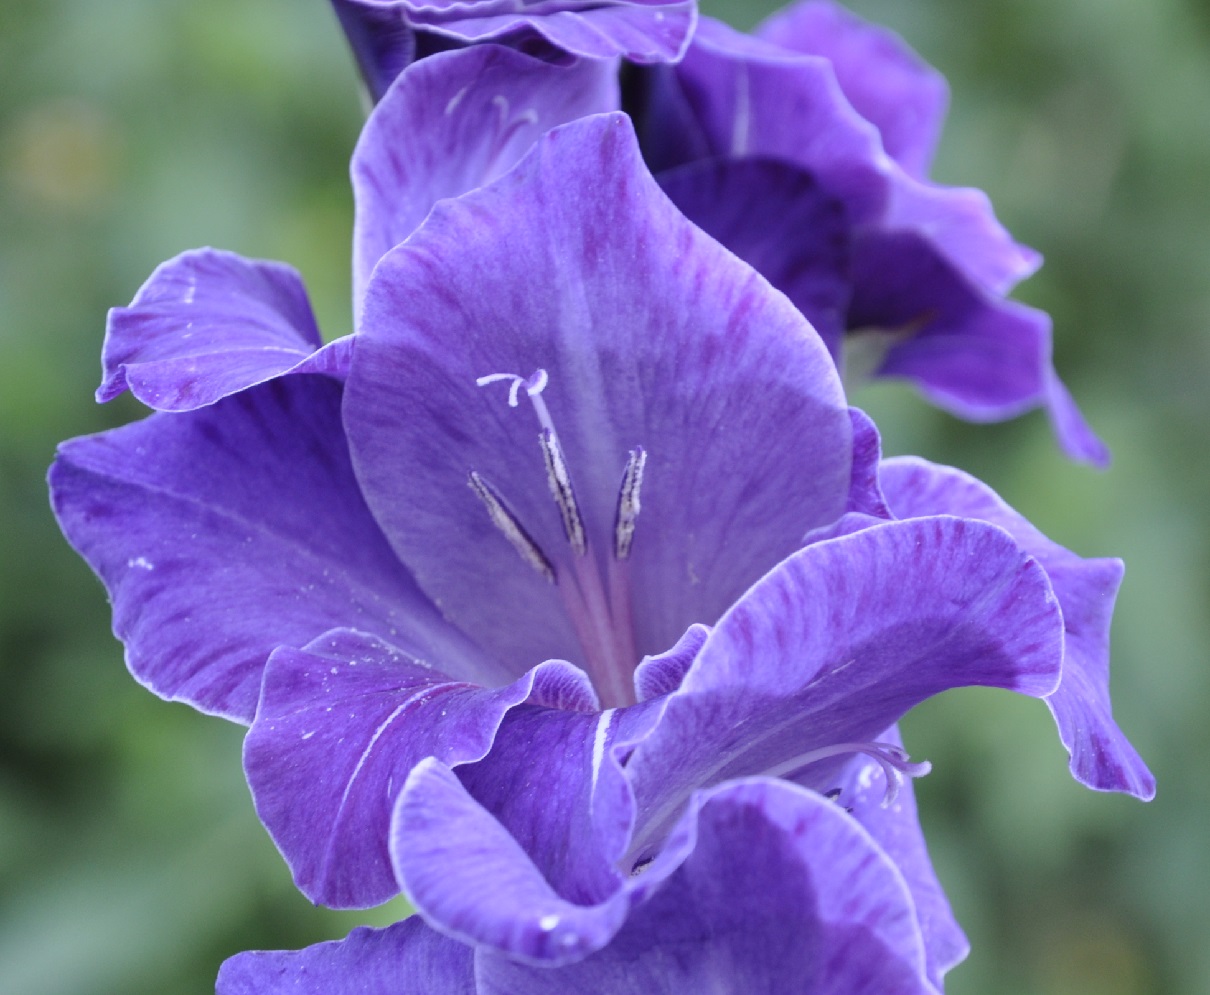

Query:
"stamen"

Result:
[[613, 446, 647, 560], [539, 428, 587, 555], [764, 741, 931, 807], [468, 471, 555, 582]]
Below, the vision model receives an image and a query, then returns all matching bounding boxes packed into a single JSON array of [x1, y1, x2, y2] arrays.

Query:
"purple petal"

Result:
[[216, 917, 475, 994], [844, 407, 891, 519], [757, 0, 948, 178], [656, 156, 851, 351], [453, 702, 656, 907], [625, 516, 1063, 854], [1044, 367, 1113, 468], [330, 0, 418, 102], [378, 0, 696, 64], [99, 248, 349, 412], [404, 773, 938, 992], [345, 114, 852, 689], [849, 230, 1107, 465], [246, 628, 596, 908], [652, 16, 1037, 295], [821, 726, 968, 986], [49, 376, 468, 722], [879, 457, 1154, 799], [633, 623, 709, 702], [352, 45, 618, 309], [392, 758, 631, 965], [395, 684, 671, 924]]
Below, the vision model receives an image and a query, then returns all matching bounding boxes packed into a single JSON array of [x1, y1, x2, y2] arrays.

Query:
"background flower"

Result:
[[2, 1, 1205, 993]]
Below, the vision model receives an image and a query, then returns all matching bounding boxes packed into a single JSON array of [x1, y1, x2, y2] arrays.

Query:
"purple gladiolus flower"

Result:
[[629, 2, 1108, 465], [330, 0, 697, 100], [50, 109, 1151, 993]]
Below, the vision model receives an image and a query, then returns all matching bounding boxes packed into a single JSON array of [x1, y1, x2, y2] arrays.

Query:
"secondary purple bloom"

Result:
[[330, 0, 696, 100], [628, 3, 1108, 465], [219, 779, 942, 994]]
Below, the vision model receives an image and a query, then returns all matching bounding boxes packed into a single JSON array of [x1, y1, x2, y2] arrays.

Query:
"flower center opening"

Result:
[[470, 369, 646, 707]]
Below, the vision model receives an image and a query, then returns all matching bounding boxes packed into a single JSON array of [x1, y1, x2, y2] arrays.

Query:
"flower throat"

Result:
[[470, 369, 646, 708]]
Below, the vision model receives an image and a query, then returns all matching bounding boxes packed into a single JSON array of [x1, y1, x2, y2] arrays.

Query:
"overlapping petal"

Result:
[[245, 628, 596, 908], [351, 45, 618, 308], [656, 156, 850, 349], [394, 762, 938, 991], [625, 516, 1064, 855], [331, 0, 696, 100], [226, 780, 937, 993], [642, 17, 1035, 292], [879, 457, 1154, 799], [628, 13, 1108, 463], [477, 779, 938, 994], [757, 0, 948, 178], [346, 112, 852, 682], [849, 231, 1109, 465], [49, 376, 470, 721], [386, 515, 1059, 970], [99, 248, 350, 412]]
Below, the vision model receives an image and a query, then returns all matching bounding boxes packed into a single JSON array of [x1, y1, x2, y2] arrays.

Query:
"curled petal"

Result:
[[100, 248, 349, 412], [625, 516, 1063, 855], [655, 17, 1037, 293], [757, 0, 949, 178], [817, 726, 969, 986], [850, 231, 1107, 466], [392, 758, 630, 965], [879, 457, 1154, 798], [480, 780, 938, 994], [633, 623, 709, 702], [397, 765, 938, 993], [843, 407, 891, 519], [332, 0, 696, 94], [246, 628, 596, 908]]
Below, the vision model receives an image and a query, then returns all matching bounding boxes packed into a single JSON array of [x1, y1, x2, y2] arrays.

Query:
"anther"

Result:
[[613, 446, 647, 560], [468, 471, 555, 582], [539, 428, 587, 555]]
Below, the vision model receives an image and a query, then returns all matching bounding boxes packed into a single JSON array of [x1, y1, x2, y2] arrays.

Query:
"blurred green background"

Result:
[[1, 0, 1206, 992]]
